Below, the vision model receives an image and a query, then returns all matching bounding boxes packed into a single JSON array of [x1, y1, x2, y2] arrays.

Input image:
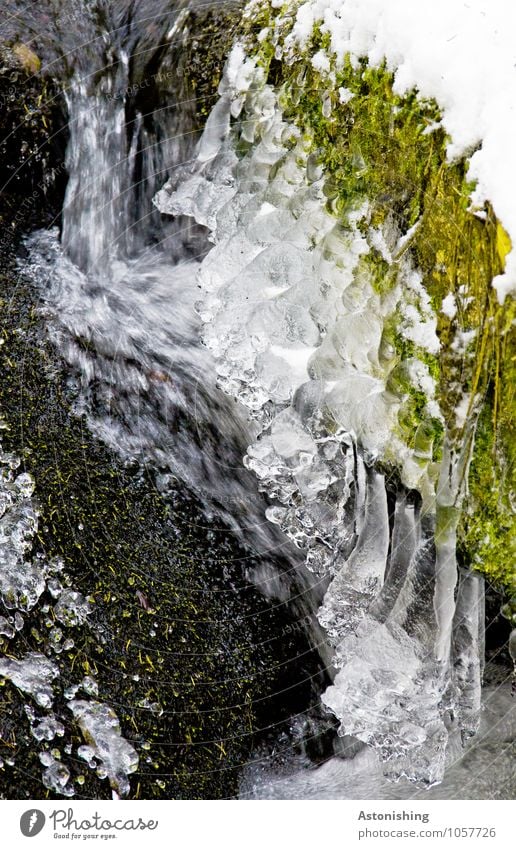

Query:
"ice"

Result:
[[0, 653, 59, 708], [69, 699, 139, 797], [31, 713, 65, 743], [80, 675, 99, 697], [0, 617, 15, 639], [242, 685, 515, 800], [49, 627, 64, 653], [452, 571, 484, 740], [0, 427, 132, 795], [39, 750, 74, 797], [54, 590, 91, 627], [318, 468, 390, 640], [370, 494, 419, 623], [0, 455, 45, 611]]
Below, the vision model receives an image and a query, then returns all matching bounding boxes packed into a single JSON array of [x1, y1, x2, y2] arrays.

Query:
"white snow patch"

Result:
[[312, 49, 331, 74], [454, 394, 471, 429], [338, 86, 354, 104]]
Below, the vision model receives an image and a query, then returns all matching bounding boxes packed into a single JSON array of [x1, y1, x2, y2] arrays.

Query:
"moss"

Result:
[[357, 251, 395, 296], [242, 0, 515, 588], [460, 384, 516, 592], [11, 43, 41, 74]]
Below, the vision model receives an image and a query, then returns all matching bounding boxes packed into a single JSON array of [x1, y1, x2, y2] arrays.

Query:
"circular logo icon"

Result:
[[20, 810, 46, 837]]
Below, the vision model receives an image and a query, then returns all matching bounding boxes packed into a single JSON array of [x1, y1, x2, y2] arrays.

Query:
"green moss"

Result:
[[0, 256, 325, 799], [356, 251, 395, 296], [460, 376, 516, 592]]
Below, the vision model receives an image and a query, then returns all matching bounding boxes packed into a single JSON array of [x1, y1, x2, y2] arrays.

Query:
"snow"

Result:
[[441, 292, 457, 319], [284, 0, 516, 304], [311, 49, 331, 74], [454, 393, 471, 429], [338, 86, 353, 104]]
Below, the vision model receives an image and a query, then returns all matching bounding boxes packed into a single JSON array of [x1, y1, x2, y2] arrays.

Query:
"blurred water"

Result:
[[21, 0, 326, 629]]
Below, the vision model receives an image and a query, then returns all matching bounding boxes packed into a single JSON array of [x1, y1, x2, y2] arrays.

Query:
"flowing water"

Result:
[[1, 0, 514, 799]]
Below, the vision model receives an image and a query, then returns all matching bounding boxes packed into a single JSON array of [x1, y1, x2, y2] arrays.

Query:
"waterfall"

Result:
[[23, 0, 327, 625], [62, 75, 129, 273]]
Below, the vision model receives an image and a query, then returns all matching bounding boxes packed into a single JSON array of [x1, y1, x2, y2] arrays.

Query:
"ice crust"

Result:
[[0, 453, 44, 611], [39, 750, 74, 797], [156, 38, 487, 785], [0, 653, 59, 709]]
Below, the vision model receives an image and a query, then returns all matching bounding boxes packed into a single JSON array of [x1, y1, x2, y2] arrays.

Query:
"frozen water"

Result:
[[54, 590, 91, 628], [39, 750, 74, 797], [0, 653, 59, 709], [31, 714, 65, 743], [0, 420, 134, 796], [0, 452, 44, 612], [241, 684, 516, 800]]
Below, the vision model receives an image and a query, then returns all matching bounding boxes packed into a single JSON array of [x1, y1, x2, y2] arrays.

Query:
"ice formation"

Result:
[[154, 7, 503, 783], [0, 430, 137, 796], [69, 699, 139, 797], [39, 750, 75, 796], [0, 653, 59, 709], [54, 589, 92, 627], [0, 451, 44, 611], [26, 707, 65, 743]]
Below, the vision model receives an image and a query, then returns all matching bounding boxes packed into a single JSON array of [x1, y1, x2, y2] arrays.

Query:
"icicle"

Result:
[[452, 570, 484, 740], [318, 467, 389, 641], [371, 493, 419, 623]]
